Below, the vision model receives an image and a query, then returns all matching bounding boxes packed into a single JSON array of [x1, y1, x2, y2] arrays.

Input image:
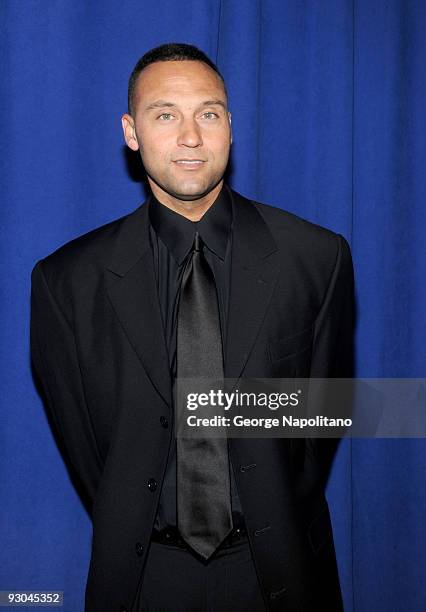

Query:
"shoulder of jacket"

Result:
[[32, 203, 144, 281], [248, 197, 347, 265], [30, 202, 147, 308]]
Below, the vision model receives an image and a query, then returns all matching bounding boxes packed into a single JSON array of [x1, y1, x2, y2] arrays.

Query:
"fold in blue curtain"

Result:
[[1, 1, 425, 610]]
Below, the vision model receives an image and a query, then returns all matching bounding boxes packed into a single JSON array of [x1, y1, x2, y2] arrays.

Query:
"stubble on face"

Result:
[[124, 60, 232, 220]]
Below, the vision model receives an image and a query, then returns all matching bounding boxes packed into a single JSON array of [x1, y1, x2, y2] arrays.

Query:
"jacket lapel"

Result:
[[105, 201, 172, 409], [225, 189, 280, 380]]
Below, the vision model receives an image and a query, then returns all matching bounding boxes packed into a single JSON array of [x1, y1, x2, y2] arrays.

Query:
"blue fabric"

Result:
[[1, 1, 425, 610]]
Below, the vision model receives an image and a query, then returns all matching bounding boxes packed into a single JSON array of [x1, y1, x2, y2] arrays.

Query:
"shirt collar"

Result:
[[148, 184, 233, 265]]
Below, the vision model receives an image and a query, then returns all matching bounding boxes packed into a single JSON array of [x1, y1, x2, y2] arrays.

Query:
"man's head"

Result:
[[121, 43, 232, 215]]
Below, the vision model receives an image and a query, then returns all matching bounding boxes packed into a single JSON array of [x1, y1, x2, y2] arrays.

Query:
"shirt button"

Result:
[[160, 416, 169, 428], [135, 542, 144, 556], [147, 478, 157, 491]]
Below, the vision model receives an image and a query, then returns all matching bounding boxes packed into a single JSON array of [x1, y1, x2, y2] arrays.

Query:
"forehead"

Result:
[[133, 60, 226, 108]]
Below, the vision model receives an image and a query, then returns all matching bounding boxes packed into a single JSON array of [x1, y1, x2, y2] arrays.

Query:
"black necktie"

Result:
[[176, 231, 233, 560]]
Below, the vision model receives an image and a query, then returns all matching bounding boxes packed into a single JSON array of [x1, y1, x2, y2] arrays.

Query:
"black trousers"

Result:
[[131, 535, 267, 611]]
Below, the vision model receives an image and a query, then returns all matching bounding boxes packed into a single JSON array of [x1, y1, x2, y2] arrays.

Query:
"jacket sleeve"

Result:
[[310, 233, 355, 377], [30, 259, 104, 515], [307, 233, 356, 486]]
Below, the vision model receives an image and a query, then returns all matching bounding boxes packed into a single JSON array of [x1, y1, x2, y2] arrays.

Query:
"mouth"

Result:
[[173, 159, 206, 170]]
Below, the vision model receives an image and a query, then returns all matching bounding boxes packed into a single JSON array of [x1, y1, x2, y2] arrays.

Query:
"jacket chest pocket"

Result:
[[268, 325, 313, 376]]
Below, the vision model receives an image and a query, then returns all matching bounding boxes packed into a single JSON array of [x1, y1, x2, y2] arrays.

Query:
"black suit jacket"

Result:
[[30, 188, 355, 612]]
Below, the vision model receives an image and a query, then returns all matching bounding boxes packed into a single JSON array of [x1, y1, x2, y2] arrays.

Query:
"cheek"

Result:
[[137, 125, 169, 158], [140, 139, 169, 167], [207, 129, 231, 154], [209, 139, 231, 163]]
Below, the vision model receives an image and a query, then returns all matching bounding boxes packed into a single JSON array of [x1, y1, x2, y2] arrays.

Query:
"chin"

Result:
[[148, 171, 222, 202], [174, 189, 208, 201], [175, 177, 224, 199], [168, 182, 215, 201]]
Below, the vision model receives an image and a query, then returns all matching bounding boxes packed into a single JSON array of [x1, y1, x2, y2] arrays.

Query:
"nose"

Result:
[[177, 118, 203, 148]]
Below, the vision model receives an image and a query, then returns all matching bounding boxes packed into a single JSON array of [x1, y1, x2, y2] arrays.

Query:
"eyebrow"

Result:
[[144, 99, 227, 112]]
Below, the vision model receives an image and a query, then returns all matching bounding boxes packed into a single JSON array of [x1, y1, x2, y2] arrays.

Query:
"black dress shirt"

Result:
[[148, 183, 243, 529]]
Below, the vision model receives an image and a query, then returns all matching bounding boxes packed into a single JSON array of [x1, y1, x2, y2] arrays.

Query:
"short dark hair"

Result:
[[127, 42, 227, 115]]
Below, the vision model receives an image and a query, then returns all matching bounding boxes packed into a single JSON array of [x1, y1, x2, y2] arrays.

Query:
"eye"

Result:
[[202, 112, 219, 119], [157, 113, 174, 121]]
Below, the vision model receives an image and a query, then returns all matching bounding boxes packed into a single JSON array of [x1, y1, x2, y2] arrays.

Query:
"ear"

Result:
[[228, 112, 233, 145], [121, 114, 139, 151]]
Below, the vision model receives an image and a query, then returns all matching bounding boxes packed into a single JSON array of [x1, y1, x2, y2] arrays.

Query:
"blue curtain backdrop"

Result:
[[1, 1, 425, 610]]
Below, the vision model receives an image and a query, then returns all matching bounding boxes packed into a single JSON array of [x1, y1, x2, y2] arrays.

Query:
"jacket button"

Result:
[[270, 586, 287, 599], [135, 541, 144, 556], [160, 416, 169, 428], [147, 478, 157, 491], [240, 463, 257, 472]]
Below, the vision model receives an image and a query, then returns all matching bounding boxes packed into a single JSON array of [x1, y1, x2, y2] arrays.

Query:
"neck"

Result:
[[148, 180, 224, 221]]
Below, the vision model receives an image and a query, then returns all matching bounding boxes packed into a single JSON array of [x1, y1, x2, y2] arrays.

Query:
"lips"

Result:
[[173, 159, 206, 169], [174, 159, 205, 164]]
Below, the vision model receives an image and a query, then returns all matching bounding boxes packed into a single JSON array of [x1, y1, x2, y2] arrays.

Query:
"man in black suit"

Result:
[[30, 43, 354, 611]]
